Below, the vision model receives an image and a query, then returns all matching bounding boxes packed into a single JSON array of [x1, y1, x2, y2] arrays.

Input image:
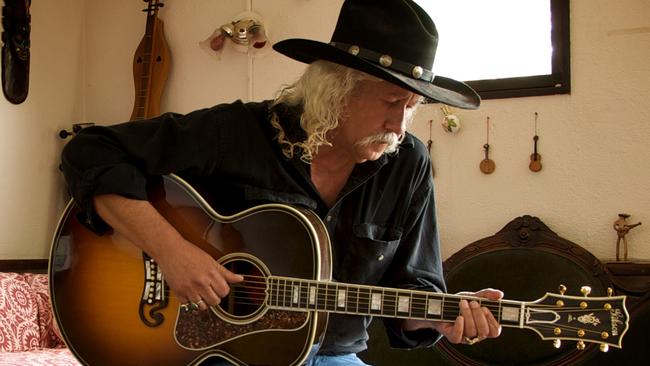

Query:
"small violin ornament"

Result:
[[529, 112, 542, 172], [529, 135, 542, 172]]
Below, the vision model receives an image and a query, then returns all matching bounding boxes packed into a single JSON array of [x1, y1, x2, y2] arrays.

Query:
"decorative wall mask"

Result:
[[2, 0, 31, 104]]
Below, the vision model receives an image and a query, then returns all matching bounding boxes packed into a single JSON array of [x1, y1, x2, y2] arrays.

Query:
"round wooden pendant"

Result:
[[480, 158, 495, 174]]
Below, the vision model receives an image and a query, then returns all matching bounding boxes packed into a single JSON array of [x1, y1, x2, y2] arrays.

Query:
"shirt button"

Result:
[[326, 215, 332, 222], [377, 254, 385, 261]]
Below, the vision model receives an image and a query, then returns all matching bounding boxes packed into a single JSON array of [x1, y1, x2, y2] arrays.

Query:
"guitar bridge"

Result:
[[139, 253, 169, 327]]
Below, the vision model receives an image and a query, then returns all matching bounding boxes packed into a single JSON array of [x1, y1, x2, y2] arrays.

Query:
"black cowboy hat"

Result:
[[273, 0, 480, 109]]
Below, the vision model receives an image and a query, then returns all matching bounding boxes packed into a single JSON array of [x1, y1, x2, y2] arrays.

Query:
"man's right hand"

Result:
[[156, 239, 243, 310], [93, 194, 243, 311]]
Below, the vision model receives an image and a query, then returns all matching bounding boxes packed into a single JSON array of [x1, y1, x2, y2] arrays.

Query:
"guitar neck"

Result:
[[265, 276, 523, 326]]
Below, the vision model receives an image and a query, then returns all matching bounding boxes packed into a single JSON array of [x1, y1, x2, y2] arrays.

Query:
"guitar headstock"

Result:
[[524, 285, 629, 352], [143, 0, 164, 16]]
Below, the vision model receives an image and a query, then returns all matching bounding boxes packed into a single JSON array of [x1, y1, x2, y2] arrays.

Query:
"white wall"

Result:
[[0, 0, 84, 259], [1, 0, 648, 263], [411, 0, 650, 260]]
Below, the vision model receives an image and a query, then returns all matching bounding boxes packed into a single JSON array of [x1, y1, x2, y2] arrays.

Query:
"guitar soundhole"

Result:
[[217, 254, 269, 322]]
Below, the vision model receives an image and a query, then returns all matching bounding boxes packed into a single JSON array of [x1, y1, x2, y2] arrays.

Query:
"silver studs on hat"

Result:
[[348, 45, 360, 55], [412, 66, 424, 79], [379, 55, 393, 67]]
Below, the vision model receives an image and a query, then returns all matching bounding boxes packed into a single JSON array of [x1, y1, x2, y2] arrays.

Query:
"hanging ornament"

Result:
[[529, 112, 542, 172], [480, 116, 496, 174], [427, 119, 435, 177], [440, 105, 461, 133]]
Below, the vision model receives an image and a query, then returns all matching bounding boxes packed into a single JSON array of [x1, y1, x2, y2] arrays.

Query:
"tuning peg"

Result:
[[553, 339, 561, 349], [576, 341, 586, 350], [580, 286, 591, 297], [600, 344, 609, 352], [558, 284, 567, 295]]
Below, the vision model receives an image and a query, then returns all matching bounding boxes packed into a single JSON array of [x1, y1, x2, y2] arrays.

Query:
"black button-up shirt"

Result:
[[60, 100, 446, 355]]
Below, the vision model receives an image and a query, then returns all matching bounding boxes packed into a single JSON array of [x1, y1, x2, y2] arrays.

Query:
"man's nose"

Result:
[[385, 108, 408, 136]]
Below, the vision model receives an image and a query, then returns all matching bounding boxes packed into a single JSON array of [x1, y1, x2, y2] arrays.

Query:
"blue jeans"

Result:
[[203, 349, 371, 366], [304, 353, 370, 366]]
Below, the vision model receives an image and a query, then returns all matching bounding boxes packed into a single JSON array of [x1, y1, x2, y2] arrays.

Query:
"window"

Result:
[[416, 0, 570, 100]]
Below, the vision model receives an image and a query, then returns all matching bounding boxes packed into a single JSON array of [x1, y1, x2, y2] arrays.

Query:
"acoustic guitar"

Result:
[[49, 174, 630, 366]]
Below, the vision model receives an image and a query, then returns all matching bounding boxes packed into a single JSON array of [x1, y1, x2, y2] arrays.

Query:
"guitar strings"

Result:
[[166, 275, 612, 323]]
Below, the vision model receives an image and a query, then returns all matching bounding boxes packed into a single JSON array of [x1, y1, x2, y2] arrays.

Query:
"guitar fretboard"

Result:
[[267, 276, 523, 325]]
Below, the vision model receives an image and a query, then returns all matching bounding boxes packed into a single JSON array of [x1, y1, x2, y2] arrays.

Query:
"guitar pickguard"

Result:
[[175, 307, 309, 350], [174, 253, 311, 350]]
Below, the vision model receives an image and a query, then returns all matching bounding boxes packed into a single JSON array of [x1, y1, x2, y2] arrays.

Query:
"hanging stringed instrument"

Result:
[[131, 0, 170, 121]]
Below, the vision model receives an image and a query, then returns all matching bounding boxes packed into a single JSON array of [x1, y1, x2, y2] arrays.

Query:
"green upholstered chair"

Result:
[[360, 215, 618, 366]]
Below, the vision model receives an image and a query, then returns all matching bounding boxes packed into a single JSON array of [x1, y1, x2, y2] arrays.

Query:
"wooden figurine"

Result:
[[614, 213, 642, 261]]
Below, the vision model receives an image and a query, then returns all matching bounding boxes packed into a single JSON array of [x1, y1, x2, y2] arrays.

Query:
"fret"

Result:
[[442, 295, 450, 321], [287, 279, 293, 306], [275, 278, 282, 307], [410, 292, 427, 319], [346, 286, 360, 314], [383, 289, 398, 316], [281, 278, 289, 307], [358, 287, 370, 314], [325, 283, 338, 311], [268, 278, 276, 307], [317, 282, 324, 310]]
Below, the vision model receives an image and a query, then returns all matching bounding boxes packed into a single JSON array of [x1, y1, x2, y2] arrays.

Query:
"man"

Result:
[[61, 0, 502, 365]]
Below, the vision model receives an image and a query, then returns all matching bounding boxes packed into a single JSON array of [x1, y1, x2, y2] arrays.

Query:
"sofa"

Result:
[[0, 272, 81, 366]]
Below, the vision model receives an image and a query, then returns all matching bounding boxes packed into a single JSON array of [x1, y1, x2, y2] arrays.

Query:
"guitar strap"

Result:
[[2, 0, 31, 104]]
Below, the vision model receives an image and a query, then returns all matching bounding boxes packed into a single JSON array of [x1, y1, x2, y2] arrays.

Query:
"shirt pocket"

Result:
[[338, 223, 402, 285]]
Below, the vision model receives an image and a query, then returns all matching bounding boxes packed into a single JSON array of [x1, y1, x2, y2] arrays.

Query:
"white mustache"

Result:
[[355, 132, 402, 153]]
